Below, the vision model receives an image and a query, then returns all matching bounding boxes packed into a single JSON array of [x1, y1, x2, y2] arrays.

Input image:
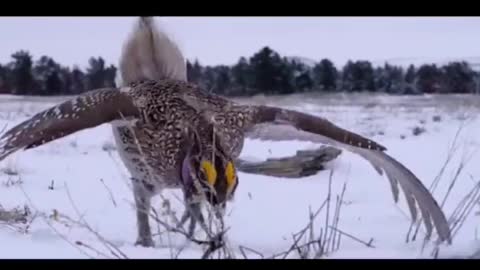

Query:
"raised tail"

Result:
[[119, 17, 187, 86]]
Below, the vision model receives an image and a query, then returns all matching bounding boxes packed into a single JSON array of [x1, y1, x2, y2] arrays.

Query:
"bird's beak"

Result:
[[214, 203, 226, 220]]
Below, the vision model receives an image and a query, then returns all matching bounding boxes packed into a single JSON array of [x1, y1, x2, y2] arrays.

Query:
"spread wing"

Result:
[[0, 88, 139, 161], [241, 105, 452, 244]]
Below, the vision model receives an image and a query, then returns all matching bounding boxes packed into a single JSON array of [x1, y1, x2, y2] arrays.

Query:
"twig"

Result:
[[328, 226, 375, 248], [447, 177, 478, 226], [430, 123, 464, 194], [440, 148, 477, 208], [269, 198, 328, 259], [239, 245, 265, 259], [450, 180, 480, 237], [331, 182, 347, 252], [75, 241, 112, 258], [64, 184, 128, 259], [48, 180, 55, 190], [323, 170, 333, 252], [99, 179, 117, 207], [18, 184, 94, 258], [307, 206, 316, 254], [139, 202, 230, 256], [201, 233, 227, 259], [407, 124, 464, 242]]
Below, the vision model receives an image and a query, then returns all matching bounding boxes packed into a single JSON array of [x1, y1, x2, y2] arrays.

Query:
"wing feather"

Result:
[[242, 105, 452, 244], [0, 88, 139, 161]]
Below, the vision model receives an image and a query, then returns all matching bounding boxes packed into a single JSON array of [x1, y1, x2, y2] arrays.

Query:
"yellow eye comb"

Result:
[[201, 160, 217, 186], [225, 161, 236, 193]]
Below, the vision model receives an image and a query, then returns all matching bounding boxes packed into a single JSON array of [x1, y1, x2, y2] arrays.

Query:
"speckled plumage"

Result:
[[0, 17, 453, 248], [113, 79, 240, 191]]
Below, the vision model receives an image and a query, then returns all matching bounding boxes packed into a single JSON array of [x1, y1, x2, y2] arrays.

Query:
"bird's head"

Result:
[[180, 126, 239, 213]]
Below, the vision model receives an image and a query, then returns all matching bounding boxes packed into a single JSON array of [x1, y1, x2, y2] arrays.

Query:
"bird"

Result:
[[0, 17, 452, 248]]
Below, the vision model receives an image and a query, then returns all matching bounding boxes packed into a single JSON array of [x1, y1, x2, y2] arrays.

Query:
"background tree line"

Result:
[[1, 47, 479, 96]]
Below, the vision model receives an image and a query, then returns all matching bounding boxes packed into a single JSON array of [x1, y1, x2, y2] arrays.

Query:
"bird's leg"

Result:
[[176, 198, 210, 238], [177, 208, 191, 228], [132, 179, 155, 247], [186, 202, 209, 237]]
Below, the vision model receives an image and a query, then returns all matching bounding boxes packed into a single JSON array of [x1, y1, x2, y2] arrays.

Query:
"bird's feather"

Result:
[[240, 105, 452, 244], [0, 88, 139, 162]]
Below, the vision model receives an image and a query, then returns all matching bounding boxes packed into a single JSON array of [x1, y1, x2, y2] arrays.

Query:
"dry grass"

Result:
[[399, 121, 480, 258], [236, 170, 373, 259], [0, 204, 36, 234], [3, 95, 480, 259], [101, 141, 116, 152], [1, 159, 20, 177], [13, 177, 129, 259], [2, 176, 23, 188]]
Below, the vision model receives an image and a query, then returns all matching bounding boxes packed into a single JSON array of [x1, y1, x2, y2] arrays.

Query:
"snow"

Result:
[[1, 93, 480, 259]]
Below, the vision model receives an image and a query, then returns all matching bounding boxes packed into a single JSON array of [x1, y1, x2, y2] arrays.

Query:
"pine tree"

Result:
[[59, 67, 72, 95], [186, 59, 203, 84], [213, 65, 232, 95], [341, 60, 375, 92], [9, 50, 37, 95], [374, 66, 387, 93], [290, 59, 313, 92], [383, 64, 404, 94], [231, 57, 253, 96], [104, 64, 117, 88], [313, 59, 338, 91], [249, 47, 294, 95], [442, 61, 475, 94], [85, 57, 115, 89], [70, 66, 86, 94], [416, 64, 443, 93], [402, 64, 418, 94], [202, 66, 216, 92], [33, 56, 63, 95], [0, 64, 11, 94]]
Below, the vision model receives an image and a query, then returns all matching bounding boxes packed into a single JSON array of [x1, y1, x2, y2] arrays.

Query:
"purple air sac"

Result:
[[181, 155, 194, 188]]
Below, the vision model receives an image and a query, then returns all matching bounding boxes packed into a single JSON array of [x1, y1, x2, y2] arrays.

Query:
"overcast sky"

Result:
[[1, 17, 480, 69]]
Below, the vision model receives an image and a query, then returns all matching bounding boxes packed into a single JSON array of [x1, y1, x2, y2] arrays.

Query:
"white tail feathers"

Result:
[[119, 17, 187, 86]]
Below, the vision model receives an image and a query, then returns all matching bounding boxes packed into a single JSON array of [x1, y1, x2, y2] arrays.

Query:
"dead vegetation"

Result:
[[0, 117, 354, 259], [432, 115, 442, 122], [2, 97, 480, 259], [1, 159, 20, 177], [412, 126, 426, 136], [0, 204, 32, 229], [400, 123, 480, 258], [102, 141, 116, 152]]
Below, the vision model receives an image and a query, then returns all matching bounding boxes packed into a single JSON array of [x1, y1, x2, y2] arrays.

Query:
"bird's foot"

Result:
[[134, 236, 155, 248]]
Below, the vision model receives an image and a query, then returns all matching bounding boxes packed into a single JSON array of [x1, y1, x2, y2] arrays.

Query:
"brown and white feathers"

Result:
[[0, 17, 452, 246], [0, 88, 138, 161]]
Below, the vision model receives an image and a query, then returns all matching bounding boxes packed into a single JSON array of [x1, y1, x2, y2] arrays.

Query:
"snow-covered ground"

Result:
[[1, 93, 480, 259]]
